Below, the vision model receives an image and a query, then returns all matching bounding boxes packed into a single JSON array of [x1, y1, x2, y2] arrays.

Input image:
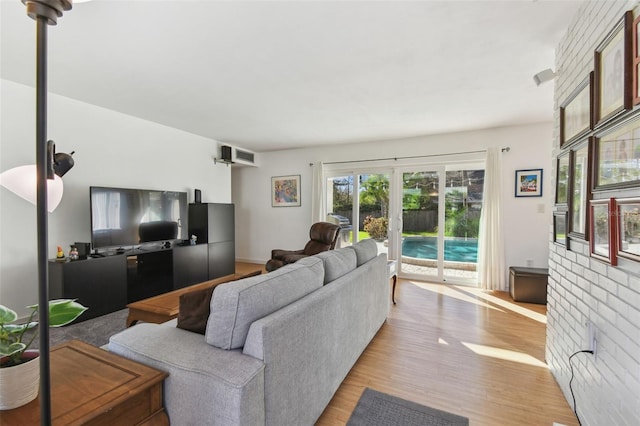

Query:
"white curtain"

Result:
[[311, 161, 326, 223], [477, 147, 506, 290]]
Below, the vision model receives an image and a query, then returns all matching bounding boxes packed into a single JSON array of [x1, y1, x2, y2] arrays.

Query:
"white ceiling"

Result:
[[1, 0, 585, 152]]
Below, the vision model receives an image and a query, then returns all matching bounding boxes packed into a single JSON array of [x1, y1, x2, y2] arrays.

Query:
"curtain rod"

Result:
[[309, 147, 510, 166]]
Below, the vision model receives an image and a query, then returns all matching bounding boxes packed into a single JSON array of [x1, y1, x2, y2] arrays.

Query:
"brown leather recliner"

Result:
[[265, 222, 341, 272]]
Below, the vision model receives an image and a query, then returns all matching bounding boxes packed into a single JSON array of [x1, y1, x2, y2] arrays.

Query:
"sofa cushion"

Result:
[[206, 258, 325, 349], [177, 286, 215, 334], [177, 270, 263, 335], [314, 248, 357, 284], [349, 238, 378, 266]]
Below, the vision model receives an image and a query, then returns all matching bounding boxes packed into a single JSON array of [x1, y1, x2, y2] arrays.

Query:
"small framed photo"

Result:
[[616, 197, 640, 261], [560, 73, 593, 147], [594, 112, 640, 190], [594, 11, 632, 126], [568, 139, 591, 239], [556, 152, 570, 205], [271, 175, 301, 207], [589, 198, 617, 265], [554, 211, 568, 246], [515, 169, 543, 197]]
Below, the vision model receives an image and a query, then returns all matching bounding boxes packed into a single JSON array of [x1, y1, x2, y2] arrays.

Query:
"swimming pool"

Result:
[[402, 237, 478, 263]]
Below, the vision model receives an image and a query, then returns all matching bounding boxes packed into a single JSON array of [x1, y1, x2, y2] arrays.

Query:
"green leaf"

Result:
[[0, 342, 26, 358], [0, 305, 18, 325], [48, 299, 87, 327], [2, 323, 37, 334]]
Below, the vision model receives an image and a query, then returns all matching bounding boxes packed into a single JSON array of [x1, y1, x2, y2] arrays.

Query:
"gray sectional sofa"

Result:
[[108, 239, 390, 426]]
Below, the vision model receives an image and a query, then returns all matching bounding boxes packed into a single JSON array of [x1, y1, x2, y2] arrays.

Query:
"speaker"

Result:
[[74, 242, 91, 260], [194, 189, 202, 204], [221, 145, 232, 162]]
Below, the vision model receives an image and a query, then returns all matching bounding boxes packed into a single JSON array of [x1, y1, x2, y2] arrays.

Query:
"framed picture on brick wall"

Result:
[[556, 151, 570, 205], [554, 211, 568, 246], [560, 73, 593, 147], [632, 15, 640, 105], [594, 11, 632, 127], [589, 198, 617, 265], [593, 111, 640, 190], [615, 197, 640, 261], [568, 139, 591, 239]]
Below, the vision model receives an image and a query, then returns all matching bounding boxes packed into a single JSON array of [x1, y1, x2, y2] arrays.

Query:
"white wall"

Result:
[[547, 2, 640, 426], [233, 122, 553, 284], [0, 79, 230, 318]]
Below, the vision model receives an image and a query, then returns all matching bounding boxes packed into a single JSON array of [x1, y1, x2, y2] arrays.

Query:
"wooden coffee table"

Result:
[[126, 273, 242, 327], [0, 339, 168, 425]]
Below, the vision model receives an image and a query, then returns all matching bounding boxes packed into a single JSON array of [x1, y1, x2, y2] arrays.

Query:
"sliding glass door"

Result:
[[324, 159, 484, 286], [327, 175, 355, 246], [326, 171, 391, 256], [442, 169, 484, 282], [400, 166, 484, 284], [401, 170, 441, 280]]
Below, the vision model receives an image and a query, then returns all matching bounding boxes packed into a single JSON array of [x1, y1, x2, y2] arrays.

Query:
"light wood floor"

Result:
[[237, 264, 578, 426]]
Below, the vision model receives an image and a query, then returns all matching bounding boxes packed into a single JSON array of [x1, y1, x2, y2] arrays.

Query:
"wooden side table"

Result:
[[0, 340, 168, 426]]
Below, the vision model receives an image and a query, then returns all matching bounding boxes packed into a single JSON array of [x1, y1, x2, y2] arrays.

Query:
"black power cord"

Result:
[[568, 349, 594, 426]]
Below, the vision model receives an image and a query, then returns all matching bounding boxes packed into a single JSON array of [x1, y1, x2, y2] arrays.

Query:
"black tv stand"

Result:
[[48, 203, 235, 322]]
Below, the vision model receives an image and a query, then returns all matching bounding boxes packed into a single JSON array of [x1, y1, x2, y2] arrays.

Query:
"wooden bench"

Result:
[[126, 273, 242, 327]]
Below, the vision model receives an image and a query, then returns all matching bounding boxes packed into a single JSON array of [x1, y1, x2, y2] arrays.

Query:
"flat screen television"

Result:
[[90, 186, 188, 250]]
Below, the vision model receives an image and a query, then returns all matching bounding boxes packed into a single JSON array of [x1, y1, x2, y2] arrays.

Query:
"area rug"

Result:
[[31, 308, 128, 350], [347, 388, 469, 426]]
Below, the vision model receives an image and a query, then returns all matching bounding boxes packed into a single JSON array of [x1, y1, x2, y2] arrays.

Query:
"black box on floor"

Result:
[[509, 266, 548, 304]]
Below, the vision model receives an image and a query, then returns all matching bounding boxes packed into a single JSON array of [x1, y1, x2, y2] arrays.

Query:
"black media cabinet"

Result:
[[49, 254, 127, 321], [49, 202, 235, 322]]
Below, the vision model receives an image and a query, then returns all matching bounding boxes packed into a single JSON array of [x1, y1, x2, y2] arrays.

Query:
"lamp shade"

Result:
[[0, 165, 64, 213]]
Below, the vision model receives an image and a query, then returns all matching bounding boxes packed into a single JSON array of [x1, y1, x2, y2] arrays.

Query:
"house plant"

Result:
[[0, 299, 87, 409]]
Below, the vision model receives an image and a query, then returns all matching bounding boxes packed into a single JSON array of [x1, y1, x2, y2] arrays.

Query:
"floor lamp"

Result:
[[20, 1, 72, 424]]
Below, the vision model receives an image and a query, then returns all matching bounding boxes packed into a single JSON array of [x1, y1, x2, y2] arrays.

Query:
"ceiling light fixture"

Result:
[[533, 68, 556, 86]]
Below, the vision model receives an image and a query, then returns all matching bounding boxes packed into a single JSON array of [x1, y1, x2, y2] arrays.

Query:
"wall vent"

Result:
[[217, 145, 258, 167], [235, 149, 254, 164]]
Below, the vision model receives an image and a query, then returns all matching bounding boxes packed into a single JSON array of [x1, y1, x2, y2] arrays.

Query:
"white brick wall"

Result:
[[548, 2, 640, 425]]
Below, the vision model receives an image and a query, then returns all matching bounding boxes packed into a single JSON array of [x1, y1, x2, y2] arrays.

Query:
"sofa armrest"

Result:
[[109, 323, 265, 426], [271, 248, 304, 259]]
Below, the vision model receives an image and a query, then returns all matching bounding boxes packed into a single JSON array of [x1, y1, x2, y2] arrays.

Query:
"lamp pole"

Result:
[[21, 1, 72, 425]]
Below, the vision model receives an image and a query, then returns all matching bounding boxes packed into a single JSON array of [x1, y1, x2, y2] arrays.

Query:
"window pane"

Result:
[[360, 174, 390, 256], [443, 170, 484, 280], [327, 175, 354, 246]]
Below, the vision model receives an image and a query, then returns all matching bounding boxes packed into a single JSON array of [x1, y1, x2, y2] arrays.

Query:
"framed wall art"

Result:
[[633, 15, 640, 105], [616, 197, 640, 261], [556, 152, 570, 205], [589, 198, 617, 265], [594, 11, 632, 126], [568, 139, 591, 239], [554, 211, 568, 246], [560, 73, 593, 147], [515, 169, 543, 197], [593, 112, 640, 190], [271, 175, 301, 207]]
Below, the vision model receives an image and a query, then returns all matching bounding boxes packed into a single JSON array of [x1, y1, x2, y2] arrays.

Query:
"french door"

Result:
[[399, 166, 484, 284], [326, 171, 391, 258], [325, 161, 484, 285]]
